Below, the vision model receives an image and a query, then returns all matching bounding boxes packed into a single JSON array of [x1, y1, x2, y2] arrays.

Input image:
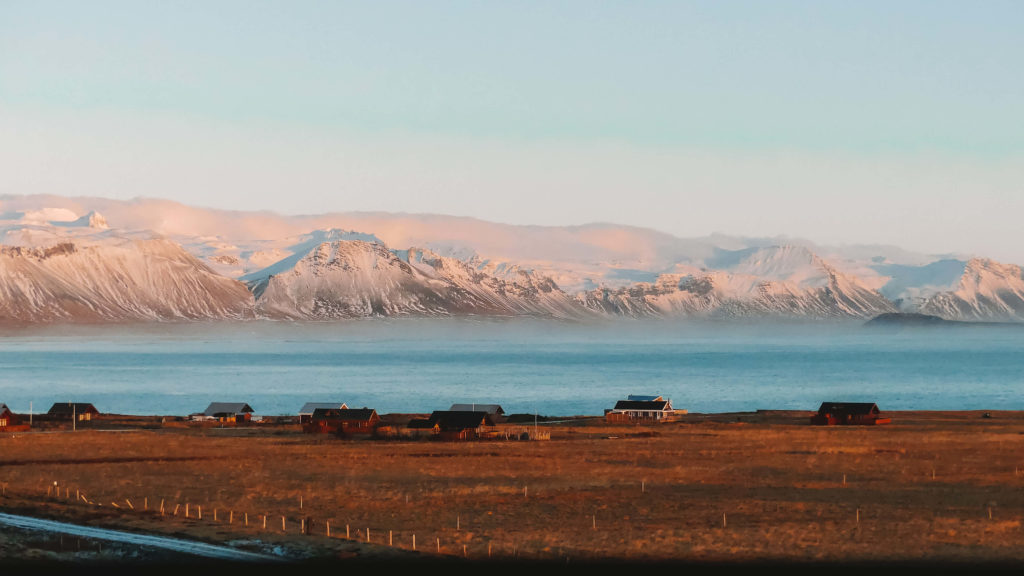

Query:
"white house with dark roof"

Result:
[[298, 402, 348, 424], [606, 395, 683, 422]]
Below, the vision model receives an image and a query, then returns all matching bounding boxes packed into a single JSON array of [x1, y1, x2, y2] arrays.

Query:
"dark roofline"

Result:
[[613, 400, 670, 411]]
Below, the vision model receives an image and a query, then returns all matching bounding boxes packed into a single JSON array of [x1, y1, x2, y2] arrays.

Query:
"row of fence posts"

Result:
[[32, 480, 545, 559], [17, 471, 1020, 559]]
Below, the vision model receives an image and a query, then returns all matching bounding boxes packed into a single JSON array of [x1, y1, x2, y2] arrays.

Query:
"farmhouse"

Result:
[[298, 402, 348, 424], [303, 408, 380, 436], [202, 402, 254, 423], [47, 402, 99, 422], [605, 396, 679, 423], [811, 402, 891, 426], [428, 410, 496, 440]]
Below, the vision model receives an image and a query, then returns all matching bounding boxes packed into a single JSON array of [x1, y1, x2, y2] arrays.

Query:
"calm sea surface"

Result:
[[0, 318, 1021, 417]]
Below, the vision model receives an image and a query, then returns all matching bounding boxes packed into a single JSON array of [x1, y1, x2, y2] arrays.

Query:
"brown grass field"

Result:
[[2, 410, 1024, 569]]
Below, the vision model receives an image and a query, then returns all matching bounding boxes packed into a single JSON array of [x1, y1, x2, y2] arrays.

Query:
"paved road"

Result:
[[0, 511, 284, 562]]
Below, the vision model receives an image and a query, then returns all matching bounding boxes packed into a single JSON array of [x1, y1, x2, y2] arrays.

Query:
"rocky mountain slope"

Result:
[[0, 233, 254, 323], [0, 195, 1022, 323]]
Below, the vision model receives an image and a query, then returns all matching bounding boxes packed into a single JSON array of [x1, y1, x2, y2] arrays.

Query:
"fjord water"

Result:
[[0, 318, 1021, 417]]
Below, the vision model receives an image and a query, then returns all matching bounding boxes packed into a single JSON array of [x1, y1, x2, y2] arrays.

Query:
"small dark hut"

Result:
[[47, 402, 100, 422], [810, 402, 891, 426]]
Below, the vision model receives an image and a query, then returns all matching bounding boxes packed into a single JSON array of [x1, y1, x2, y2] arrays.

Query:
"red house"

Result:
[[0, 404, 29, 431], [304, 408, 380, 436], [811, 402, 891, 426]]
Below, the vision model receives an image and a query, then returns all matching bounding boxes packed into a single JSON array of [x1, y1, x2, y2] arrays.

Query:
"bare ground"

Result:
[[2, 410, 1024, 571]]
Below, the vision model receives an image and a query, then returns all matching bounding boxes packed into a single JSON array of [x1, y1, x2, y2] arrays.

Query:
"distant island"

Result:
[[865, 312, 1020, 328]]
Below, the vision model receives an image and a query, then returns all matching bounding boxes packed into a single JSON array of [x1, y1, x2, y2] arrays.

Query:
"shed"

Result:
[[304, 408, 380, 436], [298, 402, 349, 424], [810, 402, 891, 426], [202, 402, 254, 423], [428, 410, 496, 440], [47, 402, 100, 422], [605, 397, 678, 423]]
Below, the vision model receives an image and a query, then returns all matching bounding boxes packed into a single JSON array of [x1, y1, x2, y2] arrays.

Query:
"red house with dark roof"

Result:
[[304, 408, 380, 436], [811, 402, 891, 426]]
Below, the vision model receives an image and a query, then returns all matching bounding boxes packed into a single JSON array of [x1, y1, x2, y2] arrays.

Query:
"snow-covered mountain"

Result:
[[576, 246, 897, 319], [0, 229, 253, 323], [0, 194, 1021, 324], [248, 238, 585, 320]]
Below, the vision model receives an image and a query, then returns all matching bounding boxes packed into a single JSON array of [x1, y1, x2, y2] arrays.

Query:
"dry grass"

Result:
[[2, 410, 1024, 564]]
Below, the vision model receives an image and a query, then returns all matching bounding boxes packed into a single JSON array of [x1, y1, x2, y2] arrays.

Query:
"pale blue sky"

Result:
[[2, 1, 1022, 260]]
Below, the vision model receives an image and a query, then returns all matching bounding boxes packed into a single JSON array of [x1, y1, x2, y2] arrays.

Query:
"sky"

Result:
[[1, 1, 1022, 261]]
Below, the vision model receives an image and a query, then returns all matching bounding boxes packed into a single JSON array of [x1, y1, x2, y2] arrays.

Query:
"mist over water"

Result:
[[0, 318, 1022, 417]]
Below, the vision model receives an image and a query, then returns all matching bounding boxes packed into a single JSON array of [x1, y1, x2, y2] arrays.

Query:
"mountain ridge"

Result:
[[0, 195, 1019, 324]]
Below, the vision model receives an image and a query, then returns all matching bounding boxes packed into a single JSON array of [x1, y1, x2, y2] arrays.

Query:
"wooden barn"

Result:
[[427, 410, 496, 441], [47, 402, 99, 422], [303, 408, 380, 436], [0, 403, 29, 431], [203, 402, 254, 423], [605, 396, 679, 423], [810, 402, 892, 426], [298, 402, 348, 424]]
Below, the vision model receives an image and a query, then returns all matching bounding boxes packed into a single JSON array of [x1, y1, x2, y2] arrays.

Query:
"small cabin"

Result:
[[0, 404, 29, 432], [298, 402, 349, 424], [428, 410, 496, 441], [810, 402, 891, 426], [304, 408, 380, 436], [47, 402, 99, 422], [605, 396, 679, 423], [203, 402, 254, 423]]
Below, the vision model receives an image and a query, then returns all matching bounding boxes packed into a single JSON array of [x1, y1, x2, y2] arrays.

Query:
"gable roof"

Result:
[[817, 402, 879, 415], [613, 400, 671, 411], [311, 408, 378, 422], [299, 402, 348, 415], [203, 402, 254, 416], [627, 395, 664, 402], [448, 403, 504, 415], [428, 410, 495, 431], [47, 402, 99, 415], [0, 403, 11, 415]]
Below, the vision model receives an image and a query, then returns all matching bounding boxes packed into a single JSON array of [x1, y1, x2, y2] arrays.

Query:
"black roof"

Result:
[[311, 408, 378, 422], [816, 402, 880, 415], [47, 403, 99, 415], [613, 400, 670, 411], [427, 411, 495, 431]]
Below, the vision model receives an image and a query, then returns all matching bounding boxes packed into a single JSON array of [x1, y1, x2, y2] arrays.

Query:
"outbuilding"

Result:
[[810, 402, 891, 426], [47, 402, 99, 422]]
